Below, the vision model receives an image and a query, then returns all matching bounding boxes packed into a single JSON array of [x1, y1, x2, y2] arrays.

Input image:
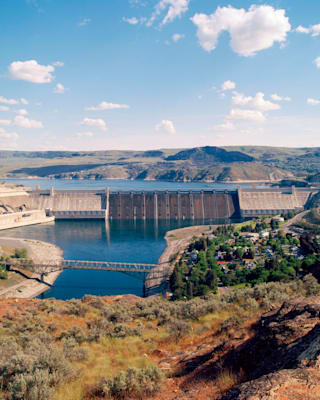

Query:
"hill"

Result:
[[1, 146, 320, 182], [0, 279, 319, 400]]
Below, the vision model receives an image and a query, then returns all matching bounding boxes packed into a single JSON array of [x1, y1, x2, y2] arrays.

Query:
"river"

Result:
[[2, 178, 267, 191], [1, 179, 247, 299]]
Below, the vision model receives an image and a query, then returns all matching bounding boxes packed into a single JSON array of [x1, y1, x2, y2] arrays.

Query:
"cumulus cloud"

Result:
[[0, 129, 19, 140], [191, 5, 291, 56], [296, 24, 320, 37], [53, 83, 66, 94], [227, 109, 266, 122], [17, 109, 28, 116], [307, 98, 320, 105], [232, 92, 280, 111], [221, 80, 236, 91], [81, 117, 107, 131], [0, 106, 9, 112], [0, 96, 19, 105], [315, 57, 320, 68], [271, 93, 291, 102], [14, 115, 43, 128], [85, 101, 130, 111], [9, 60, 55, 83], [215, 121, 235, 131], [172, 33, 185, 42], [0, 127, 19, 145], [76, 131, 94, 137], [53, 61, 64, 67], [148, 0, 190, 26], [123, 17, 139, 25], [0, 120, 11, 126], [156, 119, 176, 134], [20, 98, 29, 105], [78, 18, 91, 27]]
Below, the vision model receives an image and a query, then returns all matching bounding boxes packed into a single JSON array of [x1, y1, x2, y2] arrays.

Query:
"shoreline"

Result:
[[147, 225, 213, 292], [0, 237, 63, 299]]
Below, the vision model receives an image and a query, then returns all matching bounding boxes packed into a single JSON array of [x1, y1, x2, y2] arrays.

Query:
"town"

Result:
[[170, 213, 320, 299]]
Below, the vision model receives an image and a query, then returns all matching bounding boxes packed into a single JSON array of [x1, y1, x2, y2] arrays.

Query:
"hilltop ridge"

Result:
[[2, 145, 319, 182]]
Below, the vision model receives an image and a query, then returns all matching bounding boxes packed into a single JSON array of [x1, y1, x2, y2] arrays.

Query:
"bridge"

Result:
[[3, 258, 165, 282]]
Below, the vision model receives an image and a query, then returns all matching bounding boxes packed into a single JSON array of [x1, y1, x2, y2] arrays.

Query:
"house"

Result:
[[273, 216, 285, 223], [265, 249, 273, 257], [259, 230, 270, 239]]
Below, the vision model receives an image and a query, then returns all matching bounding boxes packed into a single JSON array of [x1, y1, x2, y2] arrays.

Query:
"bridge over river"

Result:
[[4, 259, 166, 294]]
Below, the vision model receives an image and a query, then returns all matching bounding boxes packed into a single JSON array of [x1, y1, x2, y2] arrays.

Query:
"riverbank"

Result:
[[0, 237, 63, 299], [147, 225, 213, 293]]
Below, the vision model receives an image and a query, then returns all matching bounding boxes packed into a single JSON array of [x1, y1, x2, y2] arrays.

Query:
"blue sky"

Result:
[[0, 0, 320, 151]]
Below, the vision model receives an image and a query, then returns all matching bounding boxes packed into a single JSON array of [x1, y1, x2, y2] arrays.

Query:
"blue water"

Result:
[[2, 178, 267, 192], [1, 218, 230, 299], [0, 178, 247, 299]]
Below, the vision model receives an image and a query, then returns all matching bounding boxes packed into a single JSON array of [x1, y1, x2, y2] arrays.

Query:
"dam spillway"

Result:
[[11, 185, 318, 220], [28, 188, 239, 220]]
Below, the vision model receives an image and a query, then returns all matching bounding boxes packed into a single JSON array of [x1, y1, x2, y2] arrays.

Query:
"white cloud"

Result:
[[148, 0, 190, 26], [123, 17, 139, 25], [14, 115, 43, 128], [232, 92, 280, 111], [271, 93, 291, 102], [85, 101, 130, 111], [315, 57, 320, 68], [9, 60, 55, 83], [0, 106, 9, 112], [81, 118, 107, 131], [215, 121, 235, 131], [0, 128, 19, 142], [0, 120, 11, 126], [78, 18, 91, 27], [155, 119, 176, 134], [20, 98, 29, 105], [53, 61, 64, 67], [221, 80, 236, 91], [53, 83, 66, 94], [191, 5, 291, 57], [227, 109, 266, 122], [172, 33, 185, 42], [76, 131, 94, 137], [296, 24, 320, 37], [17, 109, 28, 116], [0, 96, 19, 105], [307, 98, 320, 105], [295, 25, 310, 34]]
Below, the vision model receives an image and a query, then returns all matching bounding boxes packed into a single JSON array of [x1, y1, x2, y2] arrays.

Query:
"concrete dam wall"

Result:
[[23, 186, 319, 220], [108, 191, 238, 220], [28, 189, 239, 220]]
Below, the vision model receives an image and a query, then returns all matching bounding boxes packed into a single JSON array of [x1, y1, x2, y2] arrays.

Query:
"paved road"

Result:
[[281, 211, 309, 233]]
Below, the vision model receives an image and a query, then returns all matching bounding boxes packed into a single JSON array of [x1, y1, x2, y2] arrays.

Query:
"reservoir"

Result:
[[1, 179, 248, 299]]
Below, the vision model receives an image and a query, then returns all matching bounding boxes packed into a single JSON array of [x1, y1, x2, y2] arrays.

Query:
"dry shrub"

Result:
[[215, 368, 243, 393]]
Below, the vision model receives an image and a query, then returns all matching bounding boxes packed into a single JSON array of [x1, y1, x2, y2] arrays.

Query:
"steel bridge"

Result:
[[4, 259, 164, 281]]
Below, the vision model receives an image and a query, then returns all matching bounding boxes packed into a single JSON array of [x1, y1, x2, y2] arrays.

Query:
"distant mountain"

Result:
[[165, 146, 255, 163], [3, 145, 320, 183]]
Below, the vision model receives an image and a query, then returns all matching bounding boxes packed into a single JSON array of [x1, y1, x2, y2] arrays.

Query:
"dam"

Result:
[[26, 188, 239, 220], [1, 185, 319, 222]]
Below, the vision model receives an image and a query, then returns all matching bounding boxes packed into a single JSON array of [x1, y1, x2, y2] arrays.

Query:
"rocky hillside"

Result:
[[0, 277, 320, 400], [0, 146, 301, 182]]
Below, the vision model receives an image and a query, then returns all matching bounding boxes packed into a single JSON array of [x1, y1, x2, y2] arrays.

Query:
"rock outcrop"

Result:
[[221, 297, 320, 399]]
